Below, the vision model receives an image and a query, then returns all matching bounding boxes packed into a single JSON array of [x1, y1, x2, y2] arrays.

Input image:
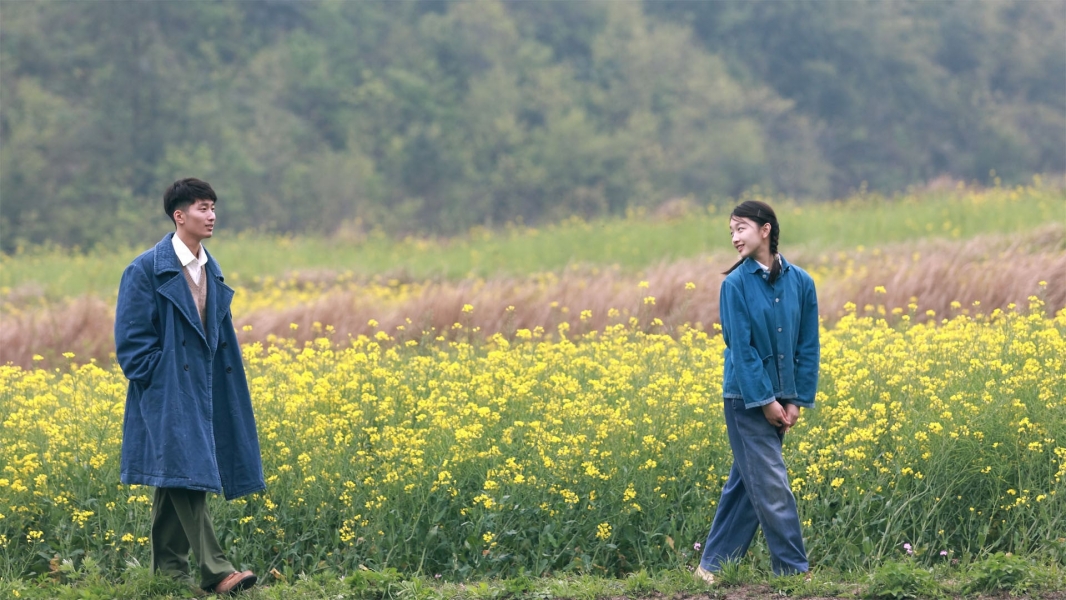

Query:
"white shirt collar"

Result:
[[171, 233, 207, 269], [754, 254, 782, 274]]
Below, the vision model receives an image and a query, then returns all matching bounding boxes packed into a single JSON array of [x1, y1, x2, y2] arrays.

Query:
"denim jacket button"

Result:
[[778, 327, 783, 332], [775, 298, 780, 302]]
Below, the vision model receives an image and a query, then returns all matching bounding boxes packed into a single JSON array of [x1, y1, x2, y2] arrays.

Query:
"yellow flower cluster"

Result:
[[229, 272, 427, 315], [0, 300, 1063, 577]]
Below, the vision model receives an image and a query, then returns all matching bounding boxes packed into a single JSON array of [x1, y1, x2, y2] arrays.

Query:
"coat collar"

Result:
[[152, 232, 231, 351], [743, 254, 793, 274], [154, 232, 224, 281]]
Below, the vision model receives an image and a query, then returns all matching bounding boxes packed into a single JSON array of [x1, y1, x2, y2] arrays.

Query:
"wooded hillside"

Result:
[[1, 0, 1063, 250]]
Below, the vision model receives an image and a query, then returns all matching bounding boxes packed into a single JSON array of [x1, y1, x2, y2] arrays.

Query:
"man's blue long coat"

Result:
[[115, 233, 265, 500]]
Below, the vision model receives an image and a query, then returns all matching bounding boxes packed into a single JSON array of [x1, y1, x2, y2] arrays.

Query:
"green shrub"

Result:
[[347, 567, 404, 599], [622, 570, 655, 595], [866, 559, 941, 599], [965, 552, 1032, 594]]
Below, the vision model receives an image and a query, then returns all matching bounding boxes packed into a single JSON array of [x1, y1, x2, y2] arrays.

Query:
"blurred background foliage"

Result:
[[1, 0, 1063, 251]]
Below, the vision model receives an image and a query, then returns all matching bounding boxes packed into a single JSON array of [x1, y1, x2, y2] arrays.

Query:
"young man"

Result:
[[115, 178, 265, 594]]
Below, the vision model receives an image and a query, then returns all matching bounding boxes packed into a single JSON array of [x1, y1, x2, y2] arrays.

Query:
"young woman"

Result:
[[696, 200, 819, 582]]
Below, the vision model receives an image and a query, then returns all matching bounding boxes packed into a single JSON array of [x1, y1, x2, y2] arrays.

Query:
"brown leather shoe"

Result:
[[212, 570, 257, 594]]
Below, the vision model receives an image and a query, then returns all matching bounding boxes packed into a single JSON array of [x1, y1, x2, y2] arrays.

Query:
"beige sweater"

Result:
[[182, 266, 207, 325]]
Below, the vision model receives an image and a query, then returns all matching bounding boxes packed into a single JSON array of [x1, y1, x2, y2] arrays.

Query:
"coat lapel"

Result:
[[203, 252, 233, 353], [154, 233, 208, 346]]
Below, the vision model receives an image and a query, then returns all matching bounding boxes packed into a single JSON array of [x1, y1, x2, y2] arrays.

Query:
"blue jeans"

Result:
[[699, 398, 808, 575]]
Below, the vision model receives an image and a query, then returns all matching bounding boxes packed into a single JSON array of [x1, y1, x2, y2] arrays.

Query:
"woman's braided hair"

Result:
[[722, 200, 782, 284]]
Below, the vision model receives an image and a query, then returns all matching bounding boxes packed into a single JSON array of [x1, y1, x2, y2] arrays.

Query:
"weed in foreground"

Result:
[[347, 567, 405, 600], [769, 571, 836, 598], [712, 560, 748, 587], [964, 552, 1034, 595], [866, 559, 941, 599]]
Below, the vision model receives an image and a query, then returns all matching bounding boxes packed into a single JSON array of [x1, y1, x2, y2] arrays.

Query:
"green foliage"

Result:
[[965, 552, 1033, 594], [622, 570, 654, 596], [0, 562, 196, 599], [545, 575, 616, 600], [771, 570, 851, 598], [501, 573, 538, 597], [1048, 536, 1066, 565], [712, 560, 749, 587], [866, 559, 941, 600], [1, 1, 1062, 250], [2, 563, 1065, 599], [347, 567, 405, 600], [649, 1, 1066, 192]]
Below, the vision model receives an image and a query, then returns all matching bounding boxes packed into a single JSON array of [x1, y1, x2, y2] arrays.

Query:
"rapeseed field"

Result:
[[2, 296, 1063, 582]]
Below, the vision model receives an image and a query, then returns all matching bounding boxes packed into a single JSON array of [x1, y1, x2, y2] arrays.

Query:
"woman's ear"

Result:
[[761, 222, 772, 238]]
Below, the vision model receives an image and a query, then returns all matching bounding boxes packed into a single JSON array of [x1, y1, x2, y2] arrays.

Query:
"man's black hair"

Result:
[[164, 178, 217, 225]]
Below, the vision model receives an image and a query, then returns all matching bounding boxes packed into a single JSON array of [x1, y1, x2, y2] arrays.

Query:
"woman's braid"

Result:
[[767, 223, 782, 284]]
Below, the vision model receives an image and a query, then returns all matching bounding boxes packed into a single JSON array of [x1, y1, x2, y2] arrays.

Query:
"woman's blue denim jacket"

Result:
[[720, 255, 819, 409]]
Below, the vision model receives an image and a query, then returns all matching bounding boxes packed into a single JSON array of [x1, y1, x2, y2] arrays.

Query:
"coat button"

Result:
[[182, 339, 186, 346], [226, 366, 233, 374], [778, 327, 783, 332], [221, 341, 228, 348], [183, 364, 189, 371], [775, 298, 780, 303]]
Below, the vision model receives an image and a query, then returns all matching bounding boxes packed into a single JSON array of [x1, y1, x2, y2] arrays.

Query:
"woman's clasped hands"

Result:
[[761, 400, 800, 434]]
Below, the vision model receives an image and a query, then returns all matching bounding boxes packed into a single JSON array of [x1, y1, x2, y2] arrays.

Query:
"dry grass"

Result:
[[817, 224, 1064, 319], [242, 227, 1063, 347], [0, 295, 115, 367], [3, 226, 1062, 369]]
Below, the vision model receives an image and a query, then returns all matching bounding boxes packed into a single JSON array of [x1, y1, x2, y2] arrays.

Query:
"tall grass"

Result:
[[2, 184, 1062, 302], [3, 226, 1062, 368]]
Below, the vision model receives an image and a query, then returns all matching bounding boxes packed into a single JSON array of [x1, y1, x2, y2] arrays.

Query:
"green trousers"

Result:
[[150, 487, 235, 589]]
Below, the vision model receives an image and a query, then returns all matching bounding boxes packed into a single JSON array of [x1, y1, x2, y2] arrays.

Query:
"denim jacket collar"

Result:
[[743, 254, 793, 274]]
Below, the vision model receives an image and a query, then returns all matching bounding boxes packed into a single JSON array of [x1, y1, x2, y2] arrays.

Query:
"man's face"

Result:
[[175, 198, 216, 242]]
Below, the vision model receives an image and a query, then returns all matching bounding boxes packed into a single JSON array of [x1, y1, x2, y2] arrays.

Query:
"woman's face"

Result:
[[729, 216, 770, 260]]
